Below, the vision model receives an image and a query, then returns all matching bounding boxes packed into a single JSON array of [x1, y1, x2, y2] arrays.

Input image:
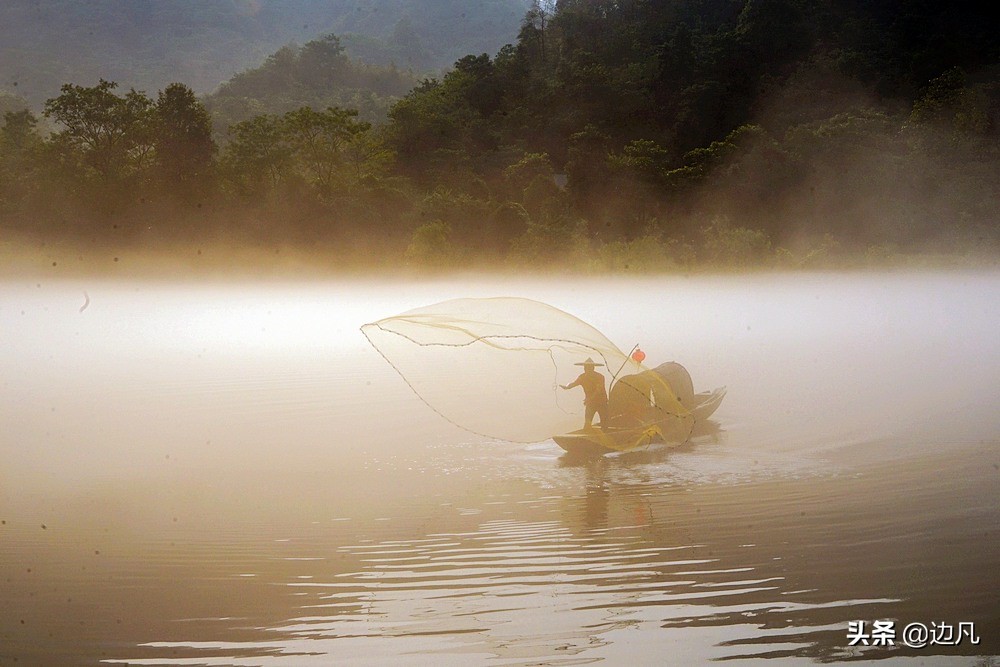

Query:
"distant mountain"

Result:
[[0, 0, 529, 107], [204, 34, 424, 127]]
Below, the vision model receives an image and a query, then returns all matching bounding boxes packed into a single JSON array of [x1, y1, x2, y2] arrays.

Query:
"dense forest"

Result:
[[204, 34, 422, 127], [2, 0, 999, 271]]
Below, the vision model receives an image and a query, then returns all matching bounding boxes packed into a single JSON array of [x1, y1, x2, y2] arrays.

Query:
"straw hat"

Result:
[[574, 357, 604, 367]]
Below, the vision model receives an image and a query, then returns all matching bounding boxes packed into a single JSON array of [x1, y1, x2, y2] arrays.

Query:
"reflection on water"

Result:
[[1, 272, 998, 665], [79, 445, 996, 666]]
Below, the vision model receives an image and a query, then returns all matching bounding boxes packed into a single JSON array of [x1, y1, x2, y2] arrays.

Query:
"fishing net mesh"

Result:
[[362, 297, 693, 447]]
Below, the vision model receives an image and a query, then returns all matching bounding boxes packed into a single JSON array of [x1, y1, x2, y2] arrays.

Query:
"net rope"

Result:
[[362, 297, 694, 447]]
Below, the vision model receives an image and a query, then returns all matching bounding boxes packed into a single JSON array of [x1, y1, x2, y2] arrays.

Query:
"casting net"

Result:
[[361, 297, 693, 447]]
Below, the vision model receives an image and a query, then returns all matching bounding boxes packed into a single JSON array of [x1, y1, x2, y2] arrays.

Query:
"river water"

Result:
[[1, 271, 998, 665]]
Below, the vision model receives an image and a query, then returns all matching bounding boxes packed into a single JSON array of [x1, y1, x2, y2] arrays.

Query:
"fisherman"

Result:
[[560, 357, 609, 429]]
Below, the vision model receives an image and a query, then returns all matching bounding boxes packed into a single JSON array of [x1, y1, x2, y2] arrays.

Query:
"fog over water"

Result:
[[1, 271, 998, 665]]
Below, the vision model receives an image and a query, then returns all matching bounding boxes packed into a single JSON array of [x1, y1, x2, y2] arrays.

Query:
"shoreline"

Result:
[[3, 236, 999, 280]]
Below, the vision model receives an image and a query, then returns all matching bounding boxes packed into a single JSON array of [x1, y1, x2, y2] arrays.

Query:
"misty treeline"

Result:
[[207, 34, 421, 128], [0, 0, 528, 108], [2, 0, 998, 270]]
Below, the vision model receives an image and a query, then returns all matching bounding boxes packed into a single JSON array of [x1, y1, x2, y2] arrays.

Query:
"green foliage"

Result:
[[909, 68, 968, 125], [0, 90, 30, 117], [608, 140, 671, 184], [701, 217, 773, 267], [405, 220, 457, 267], [340, 20, 434, 72], [412, 188, 494, 248], [379, 0, 999, 253], [508, 215, 582, 265], [297, 35, 351, 90], [221, 105, 378, 199], [2, 0, 999, 269], [594, 235, 691, 273], [221, 114, 292, 198], [329, 1, 528, 73], [453, 54, 503, 117], [0, 111, 41, 153], [489, 201, 532, 248], [563, 125, 611, 210], [0, 110, 44, 213], [208, 34, 421, 129], [155, 83, 216, 199], [503, 152, 554, 194], [908, 68, 1000, 159], [796, 233, 842, 267], [387, 53, 508, 181], [499, 153, 567, 229], [282, 106, 370, 195], [388, 79, 473, 173], [44, 80, 156, 185]]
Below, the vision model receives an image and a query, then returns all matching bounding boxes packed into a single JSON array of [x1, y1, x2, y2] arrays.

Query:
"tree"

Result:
[[405, 220, 457, 267], [282, 106, 371, 195], [207, 35, 420, 130], [154, 83, 216, 199], [453, 54, 503, 117], [518, 1, 550, 64], [298, 34, 351, 90], [0, 90, 30, 117], [563, 125, 610, 209], [222, 114, 292, 198], [43, 79, 156, 201], [387, 79, 475, 176], [504, 152, 554, 194], [0, 110, 43, 212]]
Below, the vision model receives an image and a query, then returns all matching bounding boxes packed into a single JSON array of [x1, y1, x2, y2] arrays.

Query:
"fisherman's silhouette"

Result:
[[560, 357, 609, 429]]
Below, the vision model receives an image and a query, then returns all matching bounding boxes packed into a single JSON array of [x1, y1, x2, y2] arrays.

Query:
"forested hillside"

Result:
[[0, 0, 527, 107], [204, 34, 421, 127], [2, 0, 998, 272]]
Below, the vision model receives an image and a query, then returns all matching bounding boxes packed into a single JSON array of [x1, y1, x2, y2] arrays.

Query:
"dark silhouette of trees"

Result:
[[1, 1, 997, 265], [282, 106, 371, 197], [222, 114, 292, 199], [155, 83, 216, 201], [30, 80, 217, 223], [207, 33, 421, 128], [0, 110, 43, 215], [44, 80, 156, 205]]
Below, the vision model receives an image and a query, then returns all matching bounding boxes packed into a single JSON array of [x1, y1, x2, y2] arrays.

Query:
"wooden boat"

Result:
[[553, 384, 726, 457], [552, 425, 663, 457]]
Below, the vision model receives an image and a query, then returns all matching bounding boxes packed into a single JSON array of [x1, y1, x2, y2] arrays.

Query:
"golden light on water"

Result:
[[1, 271, 998, 664]]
